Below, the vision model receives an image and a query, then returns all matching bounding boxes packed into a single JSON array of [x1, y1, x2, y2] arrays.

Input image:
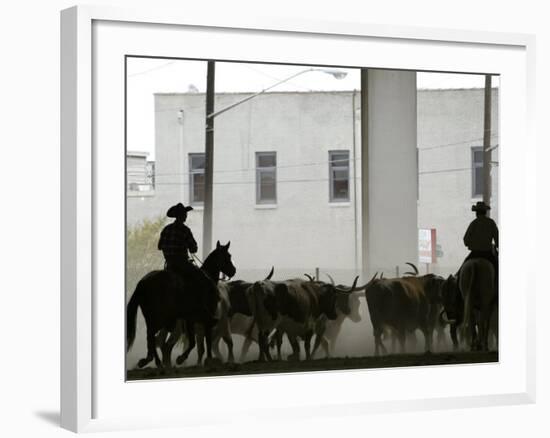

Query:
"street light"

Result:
[[208, 68, 348, 119], [202, 66, 348, 256]]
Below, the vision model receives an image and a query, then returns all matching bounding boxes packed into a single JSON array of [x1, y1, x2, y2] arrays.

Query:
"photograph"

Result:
[[125, 57, 500, 380]]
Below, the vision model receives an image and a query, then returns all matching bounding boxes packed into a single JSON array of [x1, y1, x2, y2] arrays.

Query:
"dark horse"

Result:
[[127, 241, 236, 368]]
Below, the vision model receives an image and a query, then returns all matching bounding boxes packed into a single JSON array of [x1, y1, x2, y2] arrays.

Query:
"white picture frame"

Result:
[[60, 5, 536, 433]]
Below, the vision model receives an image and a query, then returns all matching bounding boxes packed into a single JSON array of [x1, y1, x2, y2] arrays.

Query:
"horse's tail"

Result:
[[126, 282, 143, 352]]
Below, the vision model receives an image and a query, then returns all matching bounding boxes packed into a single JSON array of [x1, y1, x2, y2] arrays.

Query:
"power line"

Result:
[[419, 134, 499, 151], [128, 61, 177, 78], [127, 157, 357, 178], [127, 139, 500, 178], [419, 162, 498, 176]]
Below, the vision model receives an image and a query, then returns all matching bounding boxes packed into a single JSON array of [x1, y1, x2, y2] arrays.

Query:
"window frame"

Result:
[[329, 149, 351, 203], [471, 146, 484, 198], [188, 152, 205, 206], [255, 151, 277, 205]]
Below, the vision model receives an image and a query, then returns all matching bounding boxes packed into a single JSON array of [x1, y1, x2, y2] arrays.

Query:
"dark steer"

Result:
[[270, 276, 360, 361], [364, 272, 442, 356]]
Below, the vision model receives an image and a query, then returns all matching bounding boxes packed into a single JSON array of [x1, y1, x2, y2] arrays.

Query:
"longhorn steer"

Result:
[[269, 276, 360, 361], [309, 274, 363, 358], [364, 272, 442, 356]]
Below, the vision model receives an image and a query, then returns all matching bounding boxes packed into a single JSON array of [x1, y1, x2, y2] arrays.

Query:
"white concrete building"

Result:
[[127, 83, 499, 280]]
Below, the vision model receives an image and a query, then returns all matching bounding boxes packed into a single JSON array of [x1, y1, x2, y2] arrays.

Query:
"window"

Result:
[[146, 161, 155, 190], [329, 150, 350, 202], [189, 153, 205, 205], [256, 152, 277, 204], [472, 147, 484, 197]]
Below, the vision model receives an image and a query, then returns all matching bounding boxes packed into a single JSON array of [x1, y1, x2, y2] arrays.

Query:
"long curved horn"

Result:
[[264, 266, 274, 280], [380, 272, 384, 279], [405, 262, 419, 276], [325, 273, 336, 286], [304, 273, 315, 282], [439, 309, 456, 325], [336, 276, 359, 293], [348, 272, 379, 291]]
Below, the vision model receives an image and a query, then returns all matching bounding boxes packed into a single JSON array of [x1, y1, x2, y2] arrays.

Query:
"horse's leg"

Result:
[[160, 335, 172, 368], [304, 331, 313, 360], [204, 322, 214, 362], [155, 329, 167, 348], [138, 324, 162, 368], [176, 322, 196, 365], [154, 328, 172, 368], [161, 321, 182, 368], [196, 324, 205, 365]]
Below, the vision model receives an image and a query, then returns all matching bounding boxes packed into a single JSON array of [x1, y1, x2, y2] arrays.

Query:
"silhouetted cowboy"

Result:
[[158, 203, 199, 279], [459, 201, 499, 289]]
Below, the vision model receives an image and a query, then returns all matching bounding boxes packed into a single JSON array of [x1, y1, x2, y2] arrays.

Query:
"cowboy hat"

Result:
[[166, 202, 193, 218], [471, 201, 491, 212]]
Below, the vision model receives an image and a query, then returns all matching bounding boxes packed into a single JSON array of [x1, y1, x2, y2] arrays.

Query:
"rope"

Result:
[[191, 253, 204, 265]]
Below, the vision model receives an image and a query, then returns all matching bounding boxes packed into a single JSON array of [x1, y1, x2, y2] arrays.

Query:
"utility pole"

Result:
[[202, 61, 215, 257], [360, 69, 369, 276], [482, 74, 492, 213]]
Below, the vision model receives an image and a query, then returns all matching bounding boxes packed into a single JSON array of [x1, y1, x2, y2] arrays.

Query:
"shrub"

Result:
[[126, 217, 165, 297]]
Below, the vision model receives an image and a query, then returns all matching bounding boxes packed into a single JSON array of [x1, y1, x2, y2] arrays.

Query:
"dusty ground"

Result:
[[126, 351, 498, 380]]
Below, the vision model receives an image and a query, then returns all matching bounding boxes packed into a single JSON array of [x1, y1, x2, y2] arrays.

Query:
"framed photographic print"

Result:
[[61, 5, 536, 432]]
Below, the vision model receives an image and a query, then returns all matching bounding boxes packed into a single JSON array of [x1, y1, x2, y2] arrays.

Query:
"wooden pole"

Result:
[[360, 69, 369, 276], [202, 61, 215, 257], [483, 75, 492, 213]]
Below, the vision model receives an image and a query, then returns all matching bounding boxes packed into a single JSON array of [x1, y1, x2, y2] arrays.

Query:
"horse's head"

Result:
[[212, 240, 237, 279]]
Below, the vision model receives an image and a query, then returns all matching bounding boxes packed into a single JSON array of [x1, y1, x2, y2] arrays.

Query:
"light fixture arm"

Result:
[[207, 67, 347, 119]]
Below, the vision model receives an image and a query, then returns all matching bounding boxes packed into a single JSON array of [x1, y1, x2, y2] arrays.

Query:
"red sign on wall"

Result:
[[418, 228, 437, 263]]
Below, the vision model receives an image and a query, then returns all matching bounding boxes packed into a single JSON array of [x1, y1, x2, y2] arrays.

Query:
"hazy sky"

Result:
[[127, 58, 495, 159]]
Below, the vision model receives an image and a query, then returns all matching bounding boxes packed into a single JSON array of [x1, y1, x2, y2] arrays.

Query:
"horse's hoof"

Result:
[[176, 355, 186, 365], [137, 358, 149, 368]]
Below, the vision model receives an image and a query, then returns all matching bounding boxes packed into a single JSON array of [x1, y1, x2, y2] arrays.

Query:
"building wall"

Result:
[[417, 88, 499, 274], [127, 88, 499, 279]]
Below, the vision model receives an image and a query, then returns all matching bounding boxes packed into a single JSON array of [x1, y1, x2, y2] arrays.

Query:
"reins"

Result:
[[192, 252, 226, 282]]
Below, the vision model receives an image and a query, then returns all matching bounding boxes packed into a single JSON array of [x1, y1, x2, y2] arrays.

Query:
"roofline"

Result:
[[127, 150, 150, 157], [154, 87, 498, 96]]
